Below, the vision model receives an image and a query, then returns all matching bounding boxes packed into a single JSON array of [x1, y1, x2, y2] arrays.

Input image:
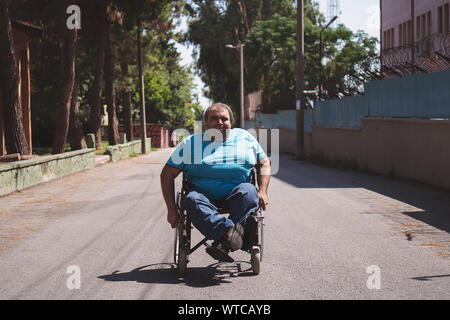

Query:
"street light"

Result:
[[225, 43, 245, 129], [296, 0, 305, 159], [318, 15, 338, 101], [137, 19, 147, 154]]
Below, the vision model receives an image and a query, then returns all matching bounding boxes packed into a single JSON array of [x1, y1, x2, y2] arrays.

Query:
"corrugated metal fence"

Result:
[[313, 69, 450, 128], [246, 69, 450, 131]]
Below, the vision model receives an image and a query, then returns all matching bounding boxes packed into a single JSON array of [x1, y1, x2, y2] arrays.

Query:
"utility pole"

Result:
[[319, 16, 338, 101], [225, 43, 245, 128], [296, 0, 305, 159], [137, 19, 147, 154]]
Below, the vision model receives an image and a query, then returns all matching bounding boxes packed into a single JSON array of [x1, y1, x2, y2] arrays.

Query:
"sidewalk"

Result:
[[95, 154, 110, 166]]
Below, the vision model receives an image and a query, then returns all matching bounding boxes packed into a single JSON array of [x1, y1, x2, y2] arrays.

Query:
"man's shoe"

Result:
[[223, 223, 244, 252], [205, 242, 234, 263]]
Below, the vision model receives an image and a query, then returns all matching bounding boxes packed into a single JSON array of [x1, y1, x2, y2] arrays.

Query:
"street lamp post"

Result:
[[137, 19, 147, 154], [226, 43, 245, 129], [296, 0, 305, 159], [318, 16, 338, 101]]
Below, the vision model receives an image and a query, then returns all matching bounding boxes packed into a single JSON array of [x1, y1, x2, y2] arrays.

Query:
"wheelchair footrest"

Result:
[[205, 243, 235, 263]]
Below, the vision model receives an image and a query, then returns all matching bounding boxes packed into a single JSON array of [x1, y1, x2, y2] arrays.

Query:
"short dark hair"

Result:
[[204, 103, 234, 125]]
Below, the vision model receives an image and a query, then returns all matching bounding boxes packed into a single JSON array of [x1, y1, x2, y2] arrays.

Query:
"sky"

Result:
[[175, 0, 381, 109]]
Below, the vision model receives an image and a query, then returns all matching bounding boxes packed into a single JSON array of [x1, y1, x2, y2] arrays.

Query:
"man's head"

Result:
[[204, 103, 233, 138]]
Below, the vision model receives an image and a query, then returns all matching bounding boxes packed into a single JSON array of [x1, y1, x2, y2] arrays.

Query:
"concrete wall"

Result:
[[308, 118, 450, 190], [0, 148, 96, 197], [277, 128, 312, 156], [269, 117, 450, 190], [361, 117, 450, 189], [106, 138, 151, 162], [311, 126, 364, 164]]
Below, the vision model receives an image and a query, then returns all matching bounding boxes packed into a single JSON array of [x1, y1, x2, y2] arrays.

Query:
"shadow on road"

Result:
[[411, 274, 450, 281], [98, 262, 255, 288], [274, 154, 450, 235]]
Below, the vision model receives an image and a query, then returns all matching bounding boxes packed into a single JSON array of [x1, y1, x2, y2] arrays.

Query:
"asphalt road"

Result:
[[0, 149, 449, 300]]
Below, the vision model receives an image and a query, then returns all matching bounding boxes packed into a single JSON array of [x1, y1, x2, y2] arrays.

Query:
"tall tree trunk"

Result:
[[89, 0, 108, 150], [0, 0, 30, 155], [52, 0, 78, 154], [68, 80, 87, 150], [104, 22, 120, 146], [121, 61, 133, 142]]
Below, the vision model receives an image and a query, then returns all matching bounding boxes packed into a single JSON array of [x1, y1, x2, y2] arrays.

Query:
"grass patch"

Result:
[[95, 141, 109, 155], [33, 144, 71, 156]]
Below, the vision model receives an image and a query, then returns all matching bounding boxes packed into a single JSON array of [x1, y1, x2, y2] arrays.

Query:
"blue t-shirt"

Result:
[[166, 128, 266, 200]]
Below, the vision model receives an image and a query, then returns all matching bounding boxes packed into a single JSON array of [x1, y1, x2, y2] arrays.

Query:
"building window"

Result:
[[438, 6, 443, 33], [427, 11, 432, 35], [391, 28, 395, 48], [399, 24, 403, 45], [407, 20, 411, 44], [417, 16, 421, 39], [385, 30, 388, 49], [403, 22, 409, 45], [445, 3, 449, 33], [421, 13, 426, 38]]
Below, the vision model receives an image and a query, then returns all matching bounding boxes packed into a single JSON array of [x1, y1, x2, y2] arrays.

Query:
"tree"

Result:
[[68, 79, 87, 150], [52, 0, 78, 154], [87, 0, 108, 150], [0, 0, 30, 155], [137, 64, 202, 133], [187, 0, 379, 113], [186, 0, 297, 118], [104, 5, 122, 146], [5, 0, 200, 152]]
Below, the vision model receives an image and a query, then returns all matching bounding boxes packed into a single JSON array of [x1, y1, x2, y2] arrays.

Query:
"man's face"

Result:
[[205, 107, 232, 138]]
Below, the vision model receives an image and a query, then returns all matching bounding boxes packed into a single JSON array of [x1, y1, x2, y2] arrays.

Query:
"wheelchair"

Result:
[[173, 169, 265, 277]]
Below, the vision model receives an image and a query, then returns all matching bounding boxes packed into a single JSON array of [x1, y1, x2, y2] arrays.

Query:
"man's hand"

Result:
[[257, 191, 269, 210], [167, 207, 178, 229], [160, 164, 182, 229], [256, 157, 270, 211]]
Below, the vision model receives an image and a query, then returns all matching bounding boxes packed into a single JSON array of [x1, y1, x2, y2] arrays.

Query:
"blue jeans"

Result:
[[183, 183, 259, 241]]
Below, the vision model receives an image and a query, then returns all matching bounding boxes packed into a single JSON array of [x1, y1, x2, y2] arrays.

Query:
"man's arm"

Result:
[[160, 164, 182, 228], [255, 157, 271, 210]]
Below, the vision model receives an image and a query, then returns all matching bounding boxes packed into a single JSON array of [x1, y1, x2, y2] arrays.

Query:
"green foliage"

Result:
[[134, 65, 203, 132], [187, 0, 380, 113], [8, 0, 201, 147]]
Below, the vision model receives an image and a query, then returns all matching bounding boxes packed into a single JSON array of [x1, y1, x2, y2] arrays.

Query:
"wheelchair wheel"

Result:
[[255, 208, 264, 262], [174, 192, 188, 277], [251, 246, 261, 275], [175, 224, 188, 278], [173, 227, 178, 264]]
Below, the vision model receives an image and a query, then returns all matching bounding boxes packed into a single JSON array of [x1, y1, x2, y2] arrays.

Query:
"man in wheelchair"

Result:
[[160, 103, 270, 263]]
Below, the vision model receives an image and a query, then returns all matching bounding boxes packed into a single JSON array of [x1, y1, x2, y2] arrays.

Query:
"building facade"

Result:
[[381, 0, 450, 77], [0, 20, 41, 156]]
